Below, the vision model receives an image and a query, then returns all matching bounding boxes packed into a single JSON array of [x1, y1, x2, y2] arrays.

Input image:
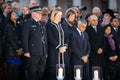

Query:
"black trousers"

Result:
[[82, 62, 90, 80], [27, 55, 46, 80], [103, 68, 116, 80], [7, 63, 19, 80]]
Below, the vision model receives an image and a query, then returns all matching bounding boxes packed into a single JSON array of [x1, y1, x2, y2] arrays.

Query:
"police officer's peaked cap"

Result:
[[29, 6, 43, 12]]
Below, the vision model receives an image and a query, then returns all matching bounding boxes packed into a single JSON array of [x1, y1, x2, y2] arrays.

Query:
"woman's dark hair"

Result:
[[85, 13, 92, 22], [103, 24, 112, 34], [5, 11, 16, 24], [65, 8, 76, 19]]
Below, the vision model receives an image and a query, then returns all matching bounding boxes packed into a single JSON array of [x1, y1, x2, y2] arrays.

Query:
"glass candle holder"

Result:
[[74, 65, 83, 80], [56, 64, 65, 80], [92, 66, 100, 80]]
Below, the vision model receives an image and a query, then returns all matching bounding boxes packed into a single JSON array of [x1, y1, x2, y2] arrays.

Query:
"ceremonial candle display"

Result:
[[94, 70, 98, 79], [76, 68, 81, 79], [58, 67, 63, 78]]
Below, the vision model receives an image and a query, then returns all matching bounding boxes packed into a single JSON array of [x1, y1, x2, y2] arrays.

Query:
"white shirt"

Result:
[[77, 28, 82, 35]]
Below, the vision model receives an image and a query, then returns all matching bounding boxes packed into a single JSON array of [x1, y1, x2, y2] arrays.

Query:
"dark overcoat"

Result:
[[85, 25, 105, 66]]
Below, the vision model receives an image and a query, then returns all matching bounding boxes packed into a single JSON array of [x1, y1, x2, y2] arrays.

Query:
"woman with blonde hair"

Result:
[[46, 9, 71, 80]]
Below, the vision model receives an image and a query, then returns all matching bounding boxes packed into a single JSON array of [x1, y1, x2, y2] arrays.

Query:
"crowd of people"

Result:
[[0, 0, 120, 80]]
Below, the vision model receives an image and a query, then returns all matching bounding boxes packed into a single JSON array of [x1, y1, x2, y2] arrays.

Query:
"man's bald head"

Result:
[[89, 15, 98, 26]]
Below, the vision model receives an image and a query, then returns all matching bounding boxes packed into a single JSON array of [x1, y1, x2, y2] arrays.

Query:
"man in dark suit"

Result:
[[21, 6, 47, 80], [110, 17, 120, 80], [85, 15, 105, 80], [110, 17, 120, 49], [70, 21, 90, 80]]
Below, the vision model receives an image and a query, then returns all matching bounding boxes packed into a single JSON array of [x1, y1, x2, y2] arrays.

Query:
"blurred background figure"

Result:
[[19, 6, 30, 22], [28, 0, 38, 8], [40, 7, 48, 25], [72, 6, 81, 21], [85, 13, 92, 26], [0, 0, 4, 3], [100, 9, 115, 27], [92, 7, 103, 24], [21, 6, 30, 18], [11, 2, 20, 17], [114, 11, 120, 19], [1, 2, 12, 17], [0, 0, 5, 13]]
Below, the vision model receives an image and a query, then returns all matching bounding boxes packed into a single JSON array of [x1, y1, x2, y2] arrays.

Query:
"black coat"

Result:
[[62, 19, 76, 35], [5, 22, 21, 57], [70, 28, 90, 65], [85, 25, 105, 66], [46, 21, 70, 68], [111, 26, 120, 69], [0, 13, 6, 36], [0, 13, 6, 55], [62, 19, 76, 54], [104, 36, 119, 69], [0, 30, 2, 56], [22, 18, 47, 56]]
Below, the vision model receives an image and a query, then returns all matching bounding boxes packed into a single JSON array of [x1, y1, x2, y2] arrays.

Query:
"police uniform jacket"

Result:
[[22, 18, 47, 56]]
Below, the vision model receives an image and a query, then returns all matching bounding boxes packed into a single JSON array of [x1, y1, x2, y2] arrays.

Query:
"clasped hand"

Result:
[[59, 46, 67, 54]]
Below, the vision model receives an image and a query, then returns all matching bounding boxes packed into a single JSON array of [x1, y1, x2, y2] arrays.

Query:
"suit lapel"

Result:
[[74, 28, 83, 42]]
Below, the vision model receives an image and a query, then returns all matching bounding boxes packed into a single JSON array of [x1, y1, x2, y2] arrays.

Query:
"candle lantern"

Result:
[[56, 64, 65, 80], [56, 52, 65, 80], [74, 65, 83, 80], [92, 66, 100, 80]]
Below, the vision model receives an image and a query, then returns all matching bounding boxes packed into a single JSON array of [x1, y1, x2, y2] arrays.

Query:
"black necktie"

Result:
[[80, 32, 84, 41], [80, 32, 85, 48]]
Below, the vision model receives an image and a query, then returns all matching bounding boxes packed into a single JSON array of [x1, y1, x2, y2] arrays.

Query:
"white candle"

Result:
[[94, 70, 98, 79], [58, 67, 63, 78], [76, 68, 81, 79]]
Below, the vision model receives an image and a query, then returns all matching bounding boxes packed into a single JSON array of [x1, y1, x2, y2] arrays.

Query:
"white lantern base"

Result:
[[93, 78, 100, 80], [57, 76, 64, 80], [75, 77, 82, 80]]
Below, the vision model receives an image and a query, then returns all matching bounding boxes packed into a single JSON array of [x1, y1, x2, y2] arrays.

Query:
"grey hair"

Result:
[[92, 7, 101, 12]]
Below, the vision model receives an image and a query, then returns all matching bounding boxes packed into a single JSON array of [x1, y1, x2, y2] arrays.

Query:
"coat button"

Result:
[[31, 44, 34, 46]]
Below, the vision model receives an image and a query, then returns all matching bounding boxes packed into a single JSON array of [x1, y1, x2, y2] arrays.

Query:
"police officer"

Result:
[[21, 6, 47, 80]]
